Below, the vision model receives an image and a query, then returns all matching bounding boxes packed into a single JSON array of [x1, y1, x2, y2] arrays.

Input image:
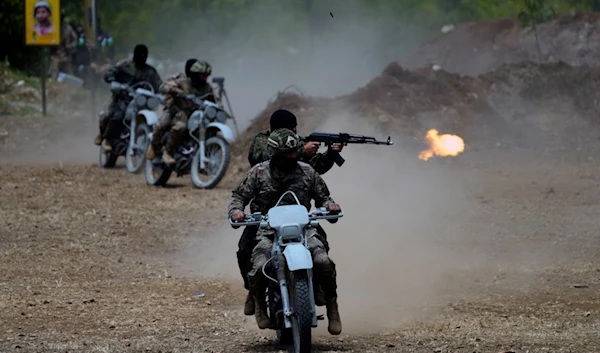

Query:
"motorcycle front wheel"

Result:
[[190, 136, 231, 189], [125, 122, 150, 174], [144, 159, 172, 187], [290, 270, 312, 353], [98, 146, 118, 169]]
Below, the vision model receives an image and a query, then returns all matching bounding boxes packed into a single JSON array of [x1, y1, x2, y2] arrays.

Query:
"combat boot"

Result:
[[162, 151, 175, 165], [94, 134, 102, 146], [249, 276, 272, 329], [244, 291, 255, 316], [101, 139, 112, 152], [254, 296, 271, 329], [146, 145, 156, 160], [326, 298, 342, 335]]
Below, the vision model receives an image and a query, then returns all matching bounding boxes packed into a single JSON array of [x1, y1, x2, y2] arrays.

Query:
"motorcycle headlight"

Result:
[[216, 110, 229, 124], [204, 106, 217, 120], [147, 96, 159, 110], [135, 94, 147, 107]]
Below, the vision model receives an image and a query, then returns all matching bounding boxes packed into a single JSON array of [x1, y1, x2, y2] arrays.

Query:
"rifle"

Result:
[[303, 132, 394, 167]]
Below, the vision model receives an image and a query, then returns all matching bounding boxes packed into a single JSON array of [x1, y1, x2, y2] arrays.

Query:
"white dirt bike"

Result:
[[229, 191, 343, 353], [98, 81, 163, 173], [145, 92, 235, 188]]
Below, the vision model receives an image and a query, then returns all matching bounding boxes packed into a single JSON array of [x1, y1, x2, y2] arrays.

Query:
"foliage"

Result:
[[515, 0, 557, 61], [1, 0, 599, 73], [517, 0, 557, 27]]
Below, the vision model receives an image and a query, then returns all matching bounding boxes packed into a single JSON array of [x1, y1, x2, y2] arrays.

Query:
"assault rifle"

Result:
[[303, 132, 394, 167]]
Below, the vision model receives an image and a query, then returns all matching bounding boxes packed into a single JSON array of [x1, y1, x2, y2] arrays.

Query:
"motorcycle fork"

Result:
[[307, 269, 318, 327], [128, 116, 137, 156], [275, 254, 293, 329], [197, 127, 207, 170], [126, 102, 137, 156]]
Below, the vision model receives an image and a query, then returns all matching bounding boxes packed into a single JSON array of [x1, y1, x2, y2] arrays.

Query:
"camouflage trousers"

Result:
[[150, 106, 189, 154], [238, 224, 329, 290], [248, 228, 338, 302]]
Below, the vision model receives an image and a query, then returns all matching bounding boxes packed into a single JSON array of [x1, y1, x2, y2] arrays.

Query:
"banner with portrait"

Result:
[[25, 0, 61, 46]]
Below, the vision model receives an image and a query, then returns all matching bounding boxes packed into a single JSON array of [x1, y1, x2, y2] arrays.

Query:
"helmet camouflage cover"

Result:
[[189, 60, 212, 76], [267, 128, 300, 156]]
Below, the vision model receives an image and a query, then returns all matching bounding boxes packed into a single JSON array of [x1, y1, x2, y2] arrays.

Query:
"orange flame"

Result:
[[418, 129, 465, 161]]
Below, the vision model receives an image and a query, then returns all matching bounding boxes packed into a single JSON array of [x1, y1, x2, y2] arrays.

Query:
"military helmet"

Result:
[[267, 128, 300, 155], [189, 60, 212, 76]]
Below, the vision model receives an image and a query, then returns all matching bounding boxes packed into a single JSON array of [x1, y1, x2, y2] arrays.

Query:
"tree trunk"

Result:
[[533, 19, 542, 63]]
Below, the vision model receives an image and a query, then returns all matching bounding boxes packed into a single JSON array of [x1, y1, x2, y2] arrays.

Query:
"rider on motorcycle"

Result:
[[248, 109, 343, 173], [237, 109, 342, 317], [145, 59, 217, 165], [228, 128, 343, 335], [94, 44, 162, 151]]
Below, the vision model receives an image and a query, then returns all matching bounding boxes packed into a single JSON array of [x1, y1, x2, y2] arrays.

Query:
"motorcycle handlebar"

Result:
[[228, 208, 344, 229]]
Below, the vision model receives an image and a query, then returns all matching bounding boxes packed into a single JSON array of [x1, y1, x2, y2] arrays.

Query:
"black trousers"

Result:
[[102, 96, 129, 141]]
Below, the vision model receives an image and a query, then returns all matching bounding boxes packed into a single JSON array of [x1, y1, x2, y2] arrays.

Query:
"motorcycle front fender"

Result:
[[206, 122, 235, 143], [283, 243, 313, 271], [138, 109, 158, 127]]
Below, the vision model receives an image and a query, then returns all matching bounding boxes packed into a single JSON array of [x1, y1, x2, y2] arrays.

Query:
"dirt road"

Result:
[[1, 138, 599, 352]]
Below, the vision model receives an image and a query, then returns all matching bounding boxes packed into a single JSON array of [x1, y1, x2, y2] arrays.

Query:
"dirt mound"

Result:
[[228, 59, 600, 179], [401, 11, 600, 75]]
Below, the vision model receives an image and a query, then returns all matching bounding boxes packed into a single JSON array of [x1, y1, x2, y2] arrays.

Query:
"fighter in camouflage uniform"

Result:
[[248, 109, 342, 174], [145, 59, 217, 165], [94, 44, 162, 151], [49, 17, 78, 78], [228, 128, 342, 335], [236, 109, 343, 317]]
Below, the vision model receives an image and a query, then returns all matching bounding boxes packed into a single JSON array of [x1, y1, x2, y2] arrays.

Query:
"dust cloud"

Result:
[[152, 0, 430, 131], [306, 113, 478, 334]]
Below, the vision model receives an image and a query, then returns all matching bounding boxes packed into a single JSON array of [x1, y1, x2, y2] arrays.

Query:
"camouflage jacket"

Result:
[[104, 58, 162, 93], [228, 161, 335, 218], [160, 73, 217, 112], [248, 130, 335, 175], [61, 25, 78, 53]]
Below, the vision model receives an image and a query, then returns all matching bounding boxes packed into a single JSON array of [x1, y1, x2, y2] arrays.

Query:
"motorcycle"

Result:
[[144, 91, 235, 188], [229, 191, 344, 353], [98, 81, 163, 172]]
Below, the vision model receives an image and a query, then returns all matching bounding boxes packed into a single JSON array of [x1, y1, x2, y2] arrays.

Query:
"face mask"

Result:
[[271, 154, 298, 173], [133, 54, 147, 66]]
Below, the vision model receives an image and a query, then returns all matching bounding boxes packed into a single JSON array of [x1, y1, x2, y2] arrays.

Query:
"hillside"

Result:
[[400, 11, 600, 75]]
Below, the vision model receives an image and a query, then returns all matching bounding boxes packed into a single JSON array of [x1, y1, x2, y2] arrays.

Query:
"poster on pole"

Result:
[[25, 0, 61, 46]]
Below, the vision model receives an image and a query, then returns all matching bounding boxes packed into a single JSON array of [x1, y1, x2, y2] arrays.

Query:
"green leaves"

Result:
[[0, 0, 598, 73], [517, 0, 556, 28]]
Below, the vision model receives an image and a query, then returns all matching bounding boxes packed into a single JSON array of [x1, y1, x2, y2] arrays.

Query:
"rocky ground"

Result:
[[2, 11, 600, 352]]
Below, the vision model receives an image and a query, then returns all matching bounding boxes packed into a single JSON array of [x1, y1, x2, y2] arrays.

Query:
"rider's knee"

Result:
[[312, 247, 332, 269], [172, 121, 186, 131]]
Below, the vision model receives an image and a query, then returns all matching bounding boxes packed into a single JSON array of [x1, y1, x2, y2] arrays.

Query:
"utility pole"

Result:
[[90, 0, 98, 121]]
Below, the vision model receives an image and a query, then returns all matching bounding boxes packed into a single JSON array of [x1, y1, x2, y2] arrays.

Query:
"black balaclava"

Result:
[[133, 44, 148, 67], [270, 152, 298, 174], [270, 109, 297, 132], [185, 58, 206, 88]]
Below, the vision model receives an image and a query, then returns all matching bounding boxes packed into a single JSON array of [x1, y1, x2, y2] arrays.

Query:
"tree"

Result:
[[516, 0, 556, 62]]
